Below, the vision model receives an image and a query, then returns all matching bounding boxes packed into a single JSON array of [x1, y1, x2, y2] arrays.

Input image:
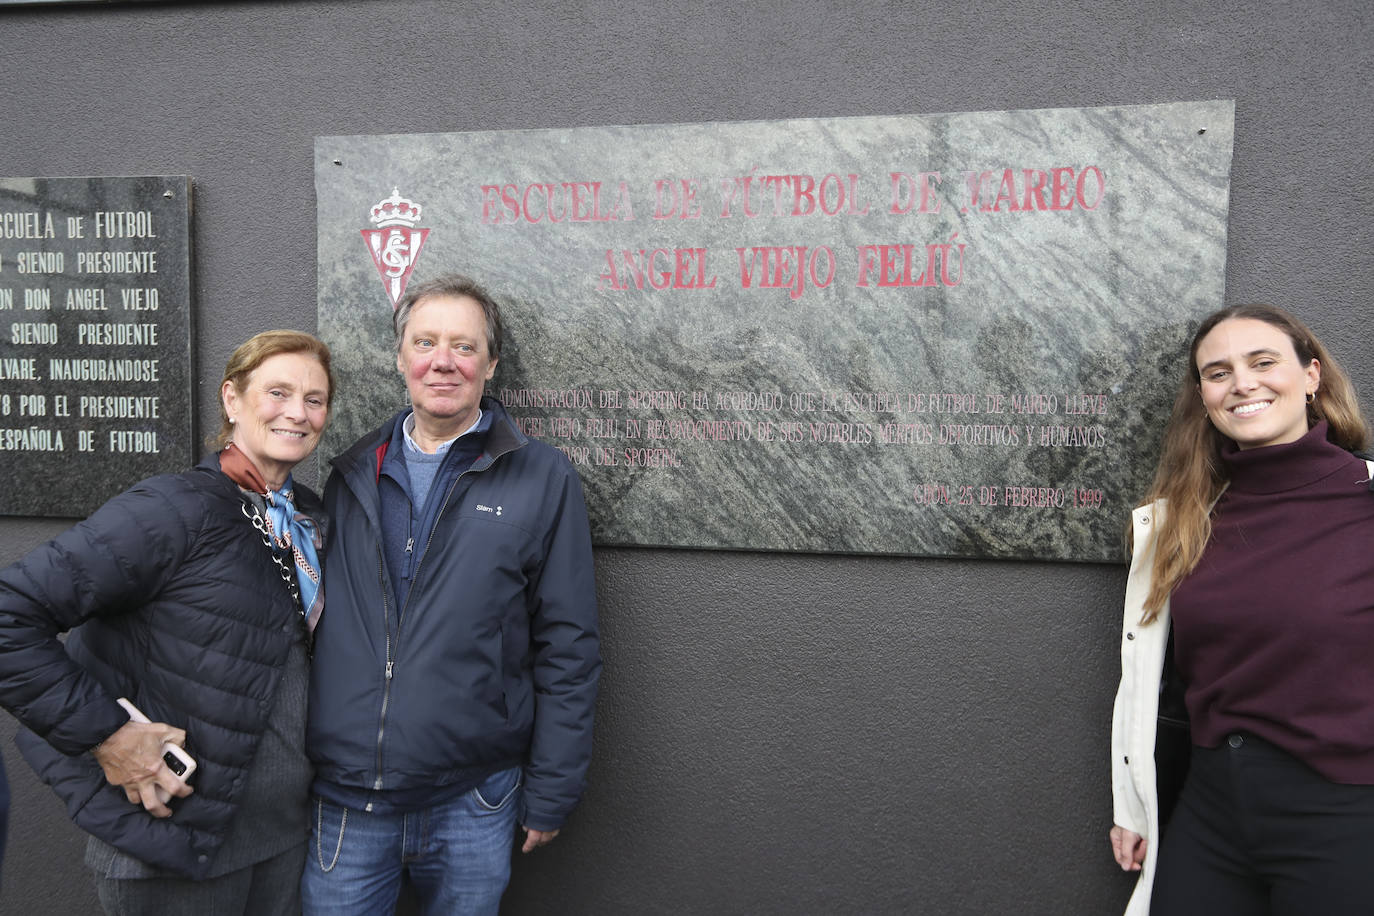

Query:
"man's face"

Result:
[[396, 294, 497, 440]]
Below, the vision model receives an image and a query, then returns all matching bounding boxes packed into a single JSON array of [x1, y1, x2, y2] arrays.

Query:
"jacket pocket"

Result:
[[497, 625, 508, 719]]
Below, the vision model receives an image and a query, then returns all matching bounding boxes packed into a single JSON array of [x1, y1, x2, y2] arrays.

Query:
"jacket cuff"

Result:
[[519, 800, 567, 833], [52, 695, 129, 756]]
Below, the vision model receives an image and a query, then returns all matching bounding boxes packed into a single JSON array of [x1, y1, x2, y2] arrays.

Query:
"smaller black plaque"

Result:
[[0, 176, 194, 517]]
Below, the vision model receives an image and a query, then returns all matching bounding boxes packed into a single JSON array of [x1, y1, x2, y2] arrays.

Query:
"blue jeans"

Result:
[[301, 767, 522, 916]]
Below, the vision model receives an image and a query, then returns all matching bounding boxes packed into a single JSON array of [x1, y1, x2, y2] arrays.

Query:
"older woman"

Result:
[[0, 330, 332, 915], [1109, 304, 1374, 915]]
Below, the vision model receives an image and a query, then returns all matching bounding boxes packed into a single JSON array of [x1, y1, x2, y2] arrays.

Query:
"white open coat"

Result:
[[1110, 500, 1171, 916]]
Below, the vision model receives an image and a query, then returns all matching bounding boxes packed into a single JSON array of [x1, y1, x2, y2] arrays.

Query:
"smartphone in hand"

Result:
[[115, 698, 198, 783]]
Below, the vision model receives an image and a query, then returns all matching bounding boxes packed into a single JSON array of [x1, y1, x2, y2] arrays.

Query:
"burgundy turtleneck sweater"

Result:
[[1170, 421, 1374, 783]]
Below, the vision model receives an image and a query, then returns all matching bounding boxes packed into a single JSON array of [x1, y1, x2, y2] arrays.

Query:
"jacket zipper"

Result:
[[368, 546, 392, 810], [367, 460, 489, 803]]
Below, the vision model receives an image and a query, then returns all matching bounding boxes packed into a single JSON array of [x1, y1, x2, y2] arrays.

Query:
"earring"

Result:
[[1306, 392, 1315, 404], [229, 417, 237, 424]]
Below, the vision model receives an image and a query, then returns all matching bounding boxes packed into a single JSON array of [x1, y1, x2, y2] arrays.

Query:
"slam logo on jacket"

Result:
[[362, 188, 430, 308]]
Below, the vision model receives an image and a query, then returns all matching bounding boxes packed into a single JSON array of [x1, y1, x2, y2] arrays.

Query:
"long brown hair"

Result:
[[1138, 304, 1369, 622]]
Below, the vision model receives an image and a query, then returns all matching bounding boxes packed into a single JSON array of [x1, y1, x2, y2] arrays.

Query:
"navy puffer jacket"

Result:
[[0, 454, 323, 879]]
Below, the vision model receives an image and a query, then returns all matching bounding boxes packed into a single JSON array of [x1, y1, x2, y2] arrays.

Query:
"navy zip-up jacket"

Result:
[[306, 399, 601, 830]]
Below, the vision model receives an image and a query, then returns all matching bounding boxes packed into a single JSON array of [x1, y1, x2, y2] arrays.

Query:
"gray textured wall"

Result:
[[0, 1, 1369, 913]]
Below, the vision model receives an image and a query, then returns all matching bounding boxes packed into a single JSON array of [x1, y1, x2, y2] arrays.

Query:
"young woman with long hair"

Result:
[[1108, 304, 1374, 915]]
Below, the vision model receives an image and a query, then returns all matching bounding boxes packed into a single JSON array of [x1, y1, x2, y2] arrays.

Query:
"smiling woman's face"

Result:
[[1195, 317, 1320, 450], [222, 352, 330, 487]]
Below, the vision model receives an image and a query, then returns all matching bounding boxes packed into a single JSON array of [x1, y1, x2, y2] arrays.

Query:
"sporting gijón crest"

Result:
[[362, 188, 430, 308]]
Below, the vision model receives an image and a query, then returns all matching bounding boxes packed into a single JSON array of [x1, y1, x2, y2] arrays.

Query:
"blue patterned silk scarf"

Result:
[[220, 443, 324, 633], [266, 483, 324, 634]]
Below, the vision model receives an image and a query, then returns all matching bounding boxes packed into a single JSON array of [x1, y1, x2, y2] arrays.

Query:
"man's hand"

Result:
[[1109, 825, 1147, 871], [92, 720, 193, 817], [521, 826, 560, 853]]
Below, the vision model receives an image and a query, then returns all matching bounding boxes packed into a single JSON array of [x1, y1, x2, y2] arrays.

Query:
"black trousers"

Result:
[[93, 843, 304, 916], [1151, 733, 1374, 915]]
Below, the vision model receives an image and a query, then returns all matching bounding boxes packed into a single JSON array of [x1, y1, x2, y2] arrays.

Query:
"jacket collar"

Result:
[[198, 450, 327, 536], [332, 396, 528, 489]]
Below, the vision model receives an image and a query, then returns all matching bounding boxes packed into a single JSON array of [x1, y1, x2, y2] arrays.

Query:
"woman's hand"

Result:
[[92, 720, 193, 817], [1110, 825, 1147, 871]]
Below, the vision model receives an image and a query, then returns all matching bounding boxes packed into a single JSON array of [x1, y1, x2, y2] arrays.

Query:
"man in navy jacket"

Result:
[[303, 274, 601, 914]]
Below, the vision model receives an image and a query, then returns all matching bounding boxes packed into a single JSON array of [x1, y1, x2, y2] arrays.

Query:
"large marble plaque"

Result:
[[316, 101, 1233, 561], [0, 176, 194, 517]]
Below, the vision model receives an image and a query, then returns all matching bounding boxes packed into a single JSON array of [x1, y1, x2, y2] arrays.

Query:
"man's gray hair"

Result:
[[392, 274, 504, 360]]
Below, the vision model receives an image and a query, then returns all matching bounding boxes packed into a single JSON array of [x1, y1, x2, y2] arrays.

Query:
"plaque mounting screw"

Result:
[[333, 158, 343, 166], [1197, 128, 1207, 135]]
